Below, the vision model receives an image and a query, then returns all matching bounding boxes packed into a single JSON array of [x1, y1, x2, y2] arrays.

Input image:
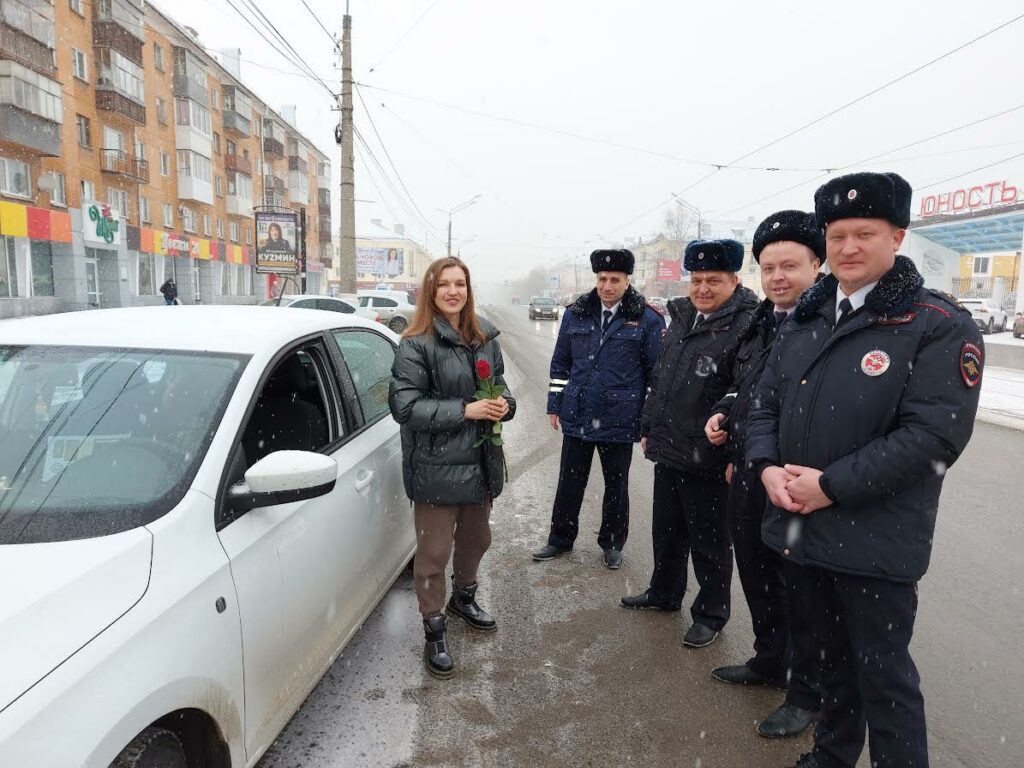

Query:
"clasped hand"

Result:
[[760, 464, 832, 515], [466, 397, 508, 422]]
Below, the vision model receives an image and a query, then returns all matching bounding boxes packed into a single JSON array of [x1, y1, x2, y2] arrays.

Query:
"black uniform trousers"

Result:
[[547, 434, 632, 552], [649, 463, 731, 629], [794, 565, 927, 768], [729, 464, 821, 712]]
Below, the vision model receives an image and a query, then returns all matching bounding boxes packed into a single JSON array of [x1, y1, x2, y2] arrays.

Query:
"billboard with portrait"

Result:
[[255, 211, 299, 274], [357, 246, 404, 277]]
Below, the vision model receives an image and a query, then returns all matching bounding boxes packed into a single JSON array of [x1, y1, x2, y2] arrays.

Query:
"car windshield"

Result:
[[533, 298, 555, 306], [258, 297, 296, 307], [0, 346, 245, 544]]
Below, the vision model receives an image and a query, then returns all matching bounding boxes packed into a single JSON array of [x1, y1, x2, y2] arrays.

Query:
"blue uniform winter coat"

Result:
[[745, 256, 983, 582], [547, 286, 665, 443]]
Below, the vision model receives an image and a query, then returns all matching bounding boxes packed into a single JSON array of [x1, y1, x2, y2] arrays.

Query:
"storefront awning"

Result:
[[909, 204, 1024, 254]]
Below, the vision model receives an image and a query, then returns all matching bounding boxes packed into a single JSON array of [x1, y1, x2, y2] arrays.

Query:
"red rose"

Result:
[[476, 359, 492, 379]]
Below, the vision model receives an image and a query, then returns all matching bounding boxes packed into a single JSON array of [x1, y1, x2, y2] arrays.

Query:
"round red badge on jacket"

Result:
[[861, 350, 890, 376]]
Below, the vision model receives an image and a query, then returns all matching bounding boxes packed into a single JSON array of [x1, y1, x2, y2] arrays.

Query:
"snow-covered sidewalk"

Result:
[[979, 366, 1024, 431]]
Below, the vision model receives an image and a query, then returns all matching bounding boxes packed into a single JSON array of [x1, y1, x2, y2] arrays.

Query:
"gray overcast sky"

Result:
[[161, 0, 1024, 284]]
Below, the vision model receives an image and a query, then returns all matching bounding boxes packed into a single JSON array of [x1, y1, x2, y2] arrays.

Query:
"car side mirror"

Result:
[[229, 450, 337, 511]]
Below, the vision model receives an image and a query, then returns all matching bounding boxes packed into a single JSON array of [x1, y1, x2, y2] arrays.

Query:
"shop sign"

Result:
[[82, 202, 121, 245], [919, 180, 1020, 218]]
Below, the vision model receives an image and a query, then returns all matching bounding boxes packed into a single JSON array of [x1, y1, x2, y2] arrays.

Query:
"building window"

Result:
[[153, 44, 165, 72], [138, 252, 157, 295], [175, 98, 212, 136], [973, 256, 991, 275], [163, 203, 173, 227], [181, 206, 196, 233], [1, 236, 17, 297], [72, 48, 88, 81], [202, 214, 210, 236], [156, 97, 168, 125], [107, 187, 129, 219], [210, 89, 219, 110], [2, 63, 63, 123], [177, 150, 212, 183], [97, 48, 145, 103], [30, 241, 54, 297], [70, 0, 84, 16], [160, 151, 170, 176], [139, 196, 150, 223], [220, 261, 229, 295], [245, 226, 252, 245], [227, 172, 252, 200], [226, 139, 236, 156], [215, 176, 223, 197], [0, 157, 31, 198], [229, 221, 239, 242], [255, 158, 262, 175], [134, 140, 146, 163], [81, 179, 95, 201], [213, 132, 221, 155], [76, 114, 91, 147], [50, 172, 66, 207], [216, 218, 223, 238]]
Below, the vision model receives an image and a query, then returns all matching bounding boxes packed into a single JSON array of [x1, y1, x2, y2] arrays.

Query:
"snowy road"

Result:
[[256, 306, 1022, 768]]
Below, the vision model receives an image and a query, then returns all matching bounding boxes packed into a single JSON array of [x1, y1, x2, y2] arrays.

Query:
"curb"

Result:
[[976, 409, 1024, 432]]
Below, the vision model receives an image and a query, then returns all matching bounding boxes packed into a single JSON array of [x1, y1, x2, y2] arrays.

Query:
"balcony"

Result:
[[224, 154, 252, 176], [100, 148, 149, 182], [0, 104, 60, 155], [93, 0, 144, 42], [263, 174, 285, 194], [287, 155, 308, 175], [263, 191, 286, 208], [316, 168, 330, 189], [287, 172, 308, 206], [263, 136, 284, 159], [222, 109, 250, 137], [178, 174, 213, 205], [318, 200, 330, 216], [227, 193, 253, 217], [318, 225, 332, 244], [0, 1, 55, 76], [222, 85, 252, 137], [95, 89, 145, 124], [172, 47, 207, 103]]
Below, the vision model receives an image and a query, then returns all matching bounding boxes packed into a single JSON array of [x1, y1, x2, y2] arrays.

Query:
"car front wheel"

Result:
[[987, 318, 994, 334], [111, 727, 187, 768], [389, 316, 408, 333]]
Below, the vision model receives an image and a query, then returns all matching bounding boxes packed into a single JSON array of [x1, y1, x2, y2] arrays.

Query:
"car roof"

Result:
[[0, 306, 382, 354]]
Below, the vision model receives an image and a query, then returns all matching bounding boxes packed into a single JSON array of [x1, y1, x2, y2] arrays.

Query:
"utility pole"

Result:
[[337, 3, 356, 292], [447, 218, 452, 257]]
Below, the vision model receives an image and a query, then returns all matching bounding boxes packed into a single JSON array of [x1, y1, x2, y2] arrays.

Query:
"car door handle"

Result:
[[354, 470, 375, 492]]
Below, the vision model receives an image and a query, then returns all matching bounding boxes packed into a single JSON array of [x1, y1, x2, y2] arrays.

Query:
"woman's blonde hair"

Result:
[[404, 257, 486, 346]]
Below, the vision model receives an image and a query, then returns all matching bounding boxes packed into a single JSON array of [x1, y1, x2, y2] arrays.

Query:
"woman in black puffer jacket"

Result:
[[389, 256, 516, 678]]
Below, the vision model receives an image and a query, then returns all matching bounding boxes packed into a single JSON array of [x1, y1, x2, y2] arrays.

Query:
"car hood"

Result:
[[0, 527, 153, 713]]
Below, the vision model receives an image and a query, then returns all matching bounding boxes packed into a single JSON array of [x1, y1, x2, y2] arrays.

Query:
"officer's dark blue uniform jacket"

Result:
[[547, 286, 665, 443], [746, 256, 983, 582]]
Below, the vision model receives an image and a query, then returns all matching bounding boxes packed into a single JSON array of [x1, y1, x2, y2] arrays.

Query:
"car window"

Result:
[[0, 346, 245, 544], [357, 296, 370, 307], [240, 349, 337, 469], [372, 297, 398, 308], [290, 298, 315, 309], [332, 330, 395, 424], [318, 299, 354, 313]]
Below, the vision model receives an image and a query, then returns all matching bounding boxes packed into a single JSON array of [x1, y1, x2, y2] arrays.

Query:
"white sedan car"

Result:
[[0, 306, 415, 767], [258, 294, 379, 323]]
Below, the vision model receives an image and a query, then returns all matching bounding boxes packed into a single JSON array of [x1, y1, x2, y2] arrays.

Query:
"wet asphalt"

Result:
[[257, 305, 1023, 768]]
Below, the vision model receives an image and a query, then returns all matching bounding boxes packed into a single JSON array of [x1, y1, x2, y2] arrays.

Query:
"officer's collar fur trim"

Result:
[[794, 256, 923, 322], [738, 298, 777, 342], [667, 285, 757, 324], [571, 285, 646, 321]]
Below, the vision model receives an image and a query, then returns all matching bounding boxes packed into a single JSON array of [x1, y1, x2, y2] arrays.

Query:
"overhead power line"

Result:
[[368, 0, 443, 74], [299, 0, 338, 47], [917, 151, 1024, 192]]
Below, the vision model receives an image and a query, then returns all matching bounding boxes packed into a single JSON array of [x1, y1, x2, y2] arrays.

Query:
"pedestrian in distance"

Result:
[[621, 238, 757, 649], [703, 210, 824, 739], [159, 277, 177, 306], [388, 256, 516, 679], [746, 171, 983, 768], [532, 249, 665, 570]]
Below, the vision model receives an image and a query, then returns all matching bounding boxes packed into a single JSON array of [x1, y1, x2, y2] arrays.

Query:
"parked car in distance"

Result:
[[529, 296, 559, 320], [356, 291, 416, 334], [0, 306, 415, 768], [259, 294, 379, 323], [958, 298, 1008, 334], [1013, 312, 1024, 339]]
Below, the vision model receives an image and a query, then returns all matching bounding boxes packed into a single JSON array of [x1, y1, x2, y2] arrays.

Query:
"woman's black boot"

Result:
[[446, 576, 497, 632], [423, 615, 455, 679]]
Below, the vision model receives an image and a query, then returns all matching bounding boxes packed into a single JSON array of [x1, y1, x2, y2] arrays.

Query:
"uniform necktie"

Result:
[[602, 309, 613, 335], [693, 313, 706, 330], [774, 310, 788, 328], [835, 298, 854, 330]]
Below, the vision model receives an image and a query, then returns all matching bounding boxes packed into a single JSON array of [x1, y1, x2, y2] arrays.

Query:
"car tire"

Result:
[[112, 727, 187, 768], [389, 316, 408, 334], [1000, 317, 1007, 332], [986, 318, 994, 334]]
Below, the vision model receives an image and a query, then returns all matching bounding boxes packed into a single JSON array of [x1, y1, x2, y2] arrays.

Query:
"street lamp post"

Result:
[[437, 194, 482, 256]]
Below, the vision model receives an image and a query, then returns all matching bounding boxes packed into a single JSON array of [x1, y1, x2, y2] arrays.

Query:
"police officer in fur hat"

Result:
[[533, 249, 665, 569], [704, 211, 824, 739], [622, 239, 758, 649], [746, 172, 983, 768]]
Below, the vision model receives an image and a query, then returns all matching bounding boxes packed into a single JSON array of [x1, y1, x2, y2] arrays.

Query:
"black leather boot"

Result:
[[446, 576, 497, 632], [423, 615, 454, 679]]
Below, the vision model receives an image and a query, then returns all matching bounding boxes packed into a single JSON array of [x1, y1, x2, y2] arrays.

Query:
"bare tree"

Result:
[[663, 201, 698, 243]]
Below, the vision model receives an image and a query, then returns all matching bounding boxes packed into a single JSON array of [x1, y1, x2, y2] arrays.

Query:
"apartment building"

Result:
[[0, 0, 332, 317]]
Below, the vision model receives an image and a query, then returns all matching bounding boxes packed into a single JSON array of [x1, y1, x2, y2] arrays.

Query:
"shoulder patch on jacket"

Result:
[[960, 341, 983, 388]]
